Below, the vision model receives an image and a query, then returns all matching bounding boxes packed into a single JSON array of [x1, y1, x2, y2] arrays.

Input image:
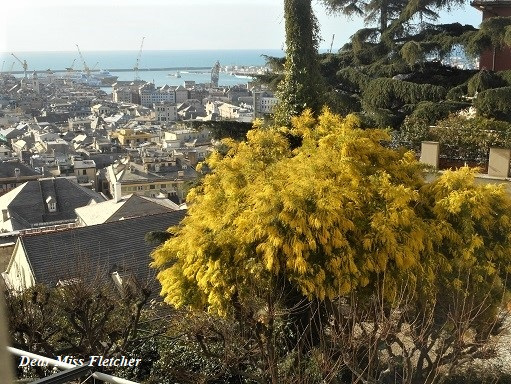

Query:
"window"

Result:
[[137, 186, 144, 191], [150, 185, 155, 190], [82, 170, 87, 175], [161, 184, 166, 188]]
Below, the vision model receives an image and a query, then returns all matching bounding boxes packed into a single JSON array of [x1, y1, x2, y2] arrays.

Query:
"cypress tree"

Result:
[[274, 0, 326, 126]]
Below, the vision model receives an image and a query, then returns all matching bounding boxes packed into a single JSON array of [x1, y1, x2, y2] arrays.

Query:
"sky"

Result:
[[1, 0, 482, 53]]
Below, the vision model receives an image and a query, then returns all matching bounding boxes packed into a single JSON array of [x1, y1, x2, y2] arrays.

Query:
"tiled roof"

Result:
[[20, 210, 187, 293], [75, 194, 179, 225], [109, 195, 178, 221], [0, 178, 106, 230], [0, 162, 39, 179]]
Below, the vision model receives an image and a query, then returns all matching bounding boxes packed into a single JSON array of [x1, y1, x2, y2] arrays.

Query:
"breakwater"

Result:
[[5, 67, 212, 75]]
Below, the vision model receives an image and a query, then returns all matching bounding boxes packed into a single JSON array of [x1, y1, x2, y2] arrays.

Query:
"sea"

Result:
[[0, 49, 286, 89]]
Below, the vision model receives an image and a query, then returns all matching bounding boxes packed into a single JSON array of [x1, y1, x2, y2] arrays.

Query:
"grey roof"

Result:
[[116, 163, 198, 183], [0, 178, 106, 230], [75, 194, 180, 225], [0, 127, 22, 139], [0, 161, 39, 179], [61, 131, 77, 141], [35, 113, 71, 125], [19, 210, 187, 292]]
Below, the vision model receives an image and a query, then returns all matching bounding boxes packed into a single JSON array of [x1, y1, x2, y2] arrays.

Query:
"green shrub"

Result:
[[431, 114, 511, 161], [362, 78, 447, 110], [446, 84, 468, 101], [467, 70, 506, 96], [336, 67, 370, 92], [409, 100, 470, 124], [475, 86, 511, 121]]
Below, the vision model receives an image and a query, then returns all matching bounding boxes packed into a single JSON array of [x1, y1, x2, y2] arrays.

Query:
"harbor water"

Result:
[[0, 49, 285, 88]]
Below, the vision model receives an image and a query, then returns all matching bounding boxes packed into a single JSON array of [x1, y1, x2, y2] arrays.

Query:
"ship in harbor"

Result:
[[93, 69, 119, 85], [71, 44, 118, 86], [168, 70, 181, 78], [68, 69, 118, 87]]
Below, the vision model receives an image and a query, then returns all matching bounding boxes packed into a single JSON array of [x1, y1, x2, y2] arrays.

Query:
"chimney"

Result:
[[1, 209, 8, 222], [114, 182, 122, 203], [14, 168, 20, 178], [188, 151, 198, 166]]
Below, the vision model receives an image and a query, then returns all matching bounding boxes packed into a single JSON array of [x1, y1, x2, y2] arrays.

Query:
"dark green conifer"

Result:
[[274, 0, 326, 126]]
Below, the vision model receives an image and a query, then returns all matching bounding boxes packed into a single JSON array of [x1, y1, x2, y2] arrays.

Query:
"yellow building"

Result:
[[113, 128, 156, 147]]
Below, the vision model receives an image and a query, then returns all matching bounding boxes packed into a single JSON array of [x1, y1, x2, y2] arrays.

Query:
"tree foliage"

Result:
[[360, 77, 447, 126], [186, 120, 254, 141], [152, 109, 511, 382], [400, 113, 511, 161], [475, 86, 511, 121], [466, 17, 511, 57], [363, 77, 446, 110], [274, 0, 326, 125], [467, 70, 506, 96], [5, 277, 163, 381]]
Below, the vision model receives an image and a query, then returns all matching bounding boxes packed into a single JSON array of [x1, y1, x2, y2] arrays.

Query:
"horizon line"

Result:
[[0, 47, 332, 54], [1, 48, 288, 54]]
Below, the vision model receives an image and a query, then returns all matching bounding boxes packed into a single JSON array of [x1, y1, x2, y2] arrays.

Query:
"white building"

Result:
[[253, 91, 278, 118], [91, 104, 113, 116], [154, 101, 178, 123], [175, 85, 189, 104], [207, 101, 253, 122], [112, 87, 134, 104], [72, 159, 96, 186], [164, 128, 211, 146], [140, 86, 176, 108]]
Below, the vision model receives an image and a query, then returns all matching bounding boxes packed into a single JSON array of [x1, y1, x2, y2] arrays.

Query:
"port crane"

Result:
[[65, 59, 76, 72], [11, 53, 28, 78], [75, 44, 91, 76], [134, 36, 145, 81], [1, 61, 4, 73]]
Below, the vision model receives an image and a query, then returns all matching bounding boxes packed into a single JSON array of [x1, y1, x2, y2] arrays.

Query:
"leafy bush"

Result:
[[497, 69, 511, 85], [409, 100, 470, 124], [152, 110, 511, 383], [467, 70, 506, 96], [475, 86, 511, 121], [362, 78, 446, 111], [430, 114, 511, 161], [336, 67, 370, 93], [446, 84, 468, 101]]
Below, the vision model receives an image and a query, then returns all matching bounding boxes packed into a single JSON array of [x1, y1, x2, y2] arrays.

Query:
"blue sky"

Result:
[[1, 0, 481, 52]]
